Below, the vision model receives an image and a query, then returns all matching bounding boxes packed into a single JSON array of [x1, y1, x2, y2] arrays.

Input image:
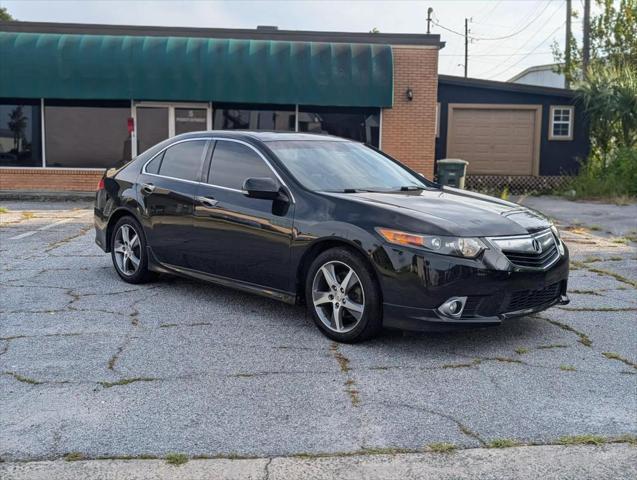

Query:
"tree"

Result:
[[0, 7, 14, 21], [553, 0, 637, 81]]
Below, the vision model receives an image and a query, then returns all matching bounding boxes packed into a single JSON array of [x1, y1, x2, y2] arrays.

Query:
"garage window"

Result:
[[549, 106, 574, 141]]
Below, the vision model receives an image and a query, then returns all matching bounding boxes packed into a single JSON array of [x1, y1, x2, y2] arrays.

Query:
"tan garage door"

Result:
[[447, 105, 541, 175]]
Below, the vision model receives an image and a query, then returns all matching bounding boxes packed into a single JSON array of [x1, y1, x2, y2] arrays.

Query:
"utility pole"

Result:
[[464, 18, 469, 78], [582, 0, 591, 76], [565, 0, 571, 88], [426, 7, 433, 34]]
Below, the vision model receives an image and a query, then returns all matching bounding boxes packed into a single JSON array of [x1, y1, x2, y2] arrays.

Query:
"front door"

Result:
[[191, 139, 295, 293], [134, 103, 211, 156], [138, 138, 210, 267]]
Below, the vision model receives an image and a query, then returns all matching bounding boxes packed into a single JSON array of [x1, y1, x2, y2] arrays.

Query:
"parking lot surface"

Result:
[[1, 199, 636, 467]]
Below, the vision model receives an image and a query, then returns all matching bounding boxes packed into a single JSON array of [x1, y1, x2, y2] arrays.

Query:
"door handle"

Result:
[[141, 183, 155, 194], [196, 196, 219, 208]]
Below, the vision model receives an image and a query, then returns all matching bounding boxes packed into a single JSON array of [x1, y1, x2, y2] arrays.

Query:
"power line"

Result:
[[475, 0, 566, 77], [485, 21, 566, 79], [432, 0, 558, 42], [440, 51, 553, 57]]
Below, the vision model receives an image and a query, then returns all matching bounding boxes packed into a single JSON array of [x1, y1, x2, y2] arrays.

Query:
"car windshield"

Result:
[[266, 140, 430, 192]]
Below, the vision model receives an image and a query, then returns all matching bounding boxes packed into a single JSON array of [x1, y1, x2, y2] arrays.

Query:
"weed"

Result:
[[4, 371, 42, 385], [560, 365, 576, 372], [64, 452, 85, 462], [427, 443, 456, 453], [21, 211, 35, 220], [602, 352, 637, 369], [98, 377, 155, 388], [0, 207, 8, 214], [537, 344, 568, 350], [558, 435, 606, 446], [487, 439, 519, 449], [542, 317, 593, 347], [442, 359, 481, 369], [514, 347, 529, 355], [165, 453, 188, 466]]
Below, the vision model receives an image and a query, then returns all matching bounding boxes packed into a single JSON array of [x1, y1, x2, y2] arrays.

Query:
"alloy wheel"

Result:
[[311, 260, 365, 333], [113, 224, 141, 276]]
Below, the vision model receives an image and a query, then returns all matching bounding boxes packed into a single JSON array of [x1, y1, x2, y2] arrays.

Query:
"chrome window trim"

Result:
[[141, 138, 210, 184], [206, 137, 296, 203], [140, 136, 295, 203]]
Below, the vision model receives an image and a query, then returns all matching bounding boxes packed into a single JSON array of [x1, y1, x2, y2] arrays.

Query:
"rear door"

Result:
[[191, 139, 295, 292], [138, 138, 210, 267]]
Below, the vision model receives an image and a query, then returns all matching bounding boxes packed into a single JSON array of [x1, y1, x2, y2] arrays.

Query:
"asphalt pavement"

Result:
[[1, 197, 636, 478]]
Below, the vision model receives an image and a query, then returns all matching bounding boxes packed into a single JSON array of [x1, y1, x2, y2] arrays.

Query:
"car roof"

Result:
[[172, 130, 351, 143]]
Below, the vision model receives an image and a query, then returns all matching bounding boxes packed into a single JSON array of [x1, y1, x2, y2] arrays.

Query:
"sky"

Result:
[[1, 0, 599, 81]]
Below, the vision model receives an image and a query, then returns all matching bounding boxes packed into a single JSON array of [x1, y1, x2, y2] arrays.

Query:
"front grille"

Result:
[[503, 241, 559, 269], [461, 282, 563, 318], [507, 282, 561, 312]]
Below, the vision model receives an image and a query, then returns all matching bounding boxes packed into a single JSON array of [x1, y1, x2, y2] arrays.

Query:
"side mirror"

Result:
[[243, 177, 281, 200]]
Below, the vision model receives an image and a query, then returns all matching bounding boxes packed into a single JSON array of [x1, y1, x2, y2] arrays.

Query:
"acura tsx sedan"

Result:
[[95, 131, 569, 343]]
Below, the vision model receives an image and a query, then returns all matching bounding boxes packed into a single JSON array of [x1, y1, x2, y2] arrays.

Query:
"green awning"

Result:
[[0, 32, 393, 107]]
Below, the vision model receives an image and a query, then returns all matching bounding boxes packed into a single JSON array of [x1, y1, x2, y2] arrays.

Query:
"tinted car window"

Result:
[[145, 153, 162, 174], [209, 140, 272, 190], [158, 140, 207, 182]]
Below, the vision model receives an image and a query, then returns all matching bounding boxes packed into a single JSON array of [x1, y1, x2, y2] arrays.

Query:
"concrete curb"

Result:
[[1, 444, 636, 480]]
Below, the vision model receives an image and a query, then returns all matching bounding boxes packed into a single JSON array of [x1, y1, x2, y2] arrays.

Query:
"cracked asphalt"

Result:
[[0, 198, 636, 466]]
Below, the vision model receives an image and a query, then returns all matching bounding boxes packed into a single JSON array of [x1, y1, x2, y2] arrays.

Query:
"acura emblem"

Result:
[[532, 238, 542, 253]]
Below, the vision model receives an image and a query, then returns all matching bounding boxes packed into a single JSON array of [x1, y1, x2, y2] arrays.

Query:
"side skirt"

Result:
[[146, 247, 298, 305]]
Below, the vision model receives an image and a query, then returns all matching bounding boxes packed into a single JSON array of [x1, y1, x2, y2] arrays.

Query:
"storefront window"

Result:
[[298, 106, 380, 147], [45, 101, 131, 168], [213, 104, 295, 131], [0, 100, 42, 167]]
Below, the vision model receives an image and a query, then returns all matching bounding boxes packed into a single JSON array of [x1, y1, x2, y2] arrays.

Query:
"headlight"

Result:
[[377, 228, 486, 258]]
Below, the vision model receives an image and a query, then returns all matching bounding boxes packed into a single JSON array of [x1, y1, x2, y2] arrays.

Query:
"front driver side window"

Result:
[[209, 141, 273, 190]]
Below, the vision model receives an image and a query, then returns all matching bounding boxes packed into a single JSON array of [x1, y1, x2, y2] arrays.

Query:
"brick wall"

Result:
[[0, 168, 104, 192], [381, 46, 439, 177]]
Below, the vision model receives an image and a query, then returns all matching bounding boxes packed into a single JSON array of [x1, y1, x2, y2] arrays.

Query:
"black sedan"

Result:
[[95, 131, 569, 343]]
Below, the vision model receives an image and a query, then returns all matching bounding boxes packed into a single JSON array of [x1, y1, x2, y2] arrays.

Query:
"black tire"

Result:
[[110, 216, 157, 284], [305, 247, 382, 343]]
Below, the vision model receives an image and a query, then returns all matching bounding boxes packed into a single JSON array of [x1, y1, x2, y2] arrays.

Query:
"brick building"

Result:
[[0, 22, 443, 192]]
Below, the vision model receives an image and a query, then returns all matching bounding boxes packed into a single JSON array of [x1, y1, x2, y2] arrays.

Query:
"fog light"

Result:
[[437, 296, 467, 318]]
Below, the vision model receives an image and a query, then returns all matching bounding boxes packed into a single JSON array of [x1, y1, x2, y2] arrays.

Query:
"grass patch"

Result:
[[602, 352, 637, 370], [514, 347, 529, 355], [21, 211, 35, 220], [582, 256, 603, 263], [560, 306, 637, 312], [571, 261, 637, 289], [542, 318, 593, 347], [442, 359, 481, 369], [494, 357, 523, 364], [165, 453, 188, 466], [64, 452, 85, 462], [0, 207, 8, 214], [427, 443, 456, 453], [329, 343, 351, 373], [487, 439, 519, 449], [611, 237, 630, 244], [569, 289, 602, 296], [4, 371, 43, 385], [537, 344, 569, 350], [98, 377, 155, 388], [558, 435, 606, 446], [560, 365, 577, 372]]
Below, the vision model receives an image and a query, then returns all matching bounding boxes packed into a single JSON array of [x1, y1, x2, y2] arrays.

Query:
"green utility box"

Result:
[[436, 158, 469, 189]]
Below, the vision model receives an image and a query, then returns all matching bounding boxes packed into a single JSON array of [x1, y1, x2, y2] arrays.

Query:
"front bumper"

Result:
[[376, 241, 570, 332]]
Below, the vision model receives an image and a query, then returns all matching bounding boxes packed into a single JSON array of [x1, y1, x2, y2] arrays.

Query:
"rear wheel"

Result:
[[110, 216, 156, 284], [305, 247, 382, 343]]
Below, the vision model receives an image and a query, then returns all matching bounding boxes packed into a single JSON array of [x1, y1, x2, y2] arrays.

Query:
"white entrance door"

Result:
[[132, 102, 212, 156]]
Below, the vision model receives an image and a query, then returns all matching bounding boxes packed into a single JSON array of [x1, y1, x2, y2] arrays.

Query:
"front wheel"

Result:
[[305, 247, 382, 343], [110, 216, 156, 284]]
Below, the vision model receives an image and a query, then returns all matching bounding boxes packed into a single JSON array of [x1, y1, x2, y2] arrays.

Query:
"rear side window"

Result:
[[209, 140, 272, 190], [145, 154, 162, 174], [156, 140, 207, 182]]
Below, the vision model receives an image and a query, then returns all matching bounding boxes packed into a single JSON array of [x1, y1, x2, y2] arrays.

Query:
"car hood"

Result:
[[324, 187, 551, 237]]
